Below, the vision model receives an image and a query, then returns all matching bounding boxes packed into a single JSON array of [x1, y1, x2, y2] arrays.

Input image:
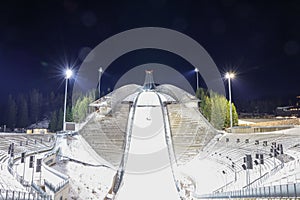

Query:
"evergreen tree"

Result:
[[224, 101, 230, 128], [29, 89, 40, 123], [72, 96, 82, 122], [7, 95, 17, 129], [49, 92, 56, 111], [17, 95, 29, 128], [232, 103, 239, 126], [72, 90, 95, 122], [57, 108, 63, 131], [48, 111, 57, 132], [197, 88, 239, 130], [210, 93, 227, 129], [95, 89, 100, 101], [66, 106, 73, 122], [200, 95, 212, 121]]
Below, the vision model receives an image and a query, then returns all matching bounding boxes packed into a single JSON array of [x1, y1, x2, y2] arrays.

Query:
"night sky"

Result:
[[0, 0, 299, 106]]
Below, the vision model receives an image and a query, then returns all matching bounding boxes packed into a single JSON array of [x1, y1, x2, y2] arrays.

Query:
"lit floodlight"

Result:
[[65, 69, 73, 79], [225, 72, 235, 128], [99, 67, 103, 73], [194, 68, 199, 90], [63, 68, 73, 131], [225, 72, 235, 79]]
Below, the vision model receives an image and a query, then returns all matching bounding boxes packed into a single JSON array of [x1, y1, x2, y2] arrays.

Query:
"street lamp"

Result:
[[194, 68, 199, 91], [225, 72, 235, 128], [63, 69, 73, 131], [98, 67, 103, 98]]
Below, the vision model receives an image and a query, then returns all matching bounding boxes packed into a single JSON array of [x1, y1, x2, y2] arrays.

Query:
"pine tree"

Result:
[[204, 96, 212, 121], [17, 95, 29, 128], [210, 92, 227, 129], [48, 111, 57, 132], [232, 103, 239, 126], [224, 101, 230, 128], [7, 95, 17, 129], [49, 92, 56, 111], [95, 89, 100, 101], [197, 88, 238, 130], [56, 108, 63, 131], [66, 106, 73, 122], [29, 89, 40, 124], [72, 90, 95, 123], [72, 96, 82, 122]]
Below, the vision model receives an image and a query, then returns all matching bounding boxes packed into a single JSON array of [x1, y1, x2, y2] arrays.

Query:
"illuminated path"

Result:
[[115, 91, 181, 200]]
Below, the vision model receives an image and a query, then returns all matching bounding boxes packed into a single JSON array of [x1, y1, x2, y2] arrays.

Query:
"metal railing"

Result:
[[243, 162, 284, 189], [6, 136, 57, 200], [157, 92, 181, 193], [196, 182, 300, 199], [111, 91, 142, 194], [31, 182, 52, 199], [0, 188, 49, 200], [41, 149, 69, 196], [44, 179, 69, 193]]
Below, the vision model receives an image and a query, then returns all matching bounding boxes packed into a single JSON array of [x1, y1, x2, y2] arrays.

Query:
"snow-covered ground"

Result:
[[52, 135, 116, 200], [14, 150, 66, 190], [0, 160, 27, 192]]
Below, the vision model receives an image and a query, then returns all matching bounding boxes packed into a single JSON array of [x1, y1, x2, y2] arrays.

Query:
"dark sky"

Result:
[[0, 0, 299, 105]]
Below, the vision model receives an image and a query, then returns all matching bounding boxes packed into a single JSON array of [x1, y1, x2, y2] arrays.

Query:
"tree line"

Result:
[[4, 89, 65, 130], [196, 88, 238, 130], [4, 88, 96, 132], [48, 90, 95, 131], [4, 86, 238, 132]]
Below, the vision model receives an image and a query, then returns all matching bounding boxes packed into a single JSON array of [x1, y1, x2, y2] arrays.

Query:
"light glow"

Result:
[[225, 72, 235, 79], [194, 68, 199, 72], [65, 69, 73, 79]]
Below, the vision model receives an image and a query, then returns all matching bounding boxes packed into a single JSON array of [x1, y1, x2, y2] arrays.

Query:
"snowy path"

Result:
[[115, 91, 181, 200]]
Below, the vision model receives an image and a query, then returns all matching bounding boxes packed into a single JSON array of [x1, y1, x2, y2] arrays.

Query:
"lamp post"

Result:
[[225, 72, 235, 128], [98, 67, 103, 98], [194, 68, 199, 91], [63, 69, 72, 131]]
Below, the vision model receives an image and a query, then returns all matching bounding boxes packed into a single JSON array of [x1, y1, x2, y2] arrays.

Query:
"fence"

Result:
[[195, 182, 300, 199], [243, 162, 284, 189], [6, 135, 57, 199], [44, 179, 69, 194], [41, 149, 69, 197], [0, 188, 49, 200]]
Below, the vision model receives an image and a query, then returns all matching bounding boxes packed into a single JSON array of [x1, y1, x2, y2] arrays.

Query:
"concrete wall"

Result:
[[229, 126, 294, 133], [44, 153, 56, 166], [54, 184, 69, 200]]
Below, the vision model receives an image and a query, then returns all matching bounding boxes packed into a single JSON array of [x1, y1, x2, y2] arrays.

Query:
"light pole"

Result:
[[63, 69, 73, 131], [194, 68, 199, 91], [98, 67, 103, 98], [225, 72, 235, 128]]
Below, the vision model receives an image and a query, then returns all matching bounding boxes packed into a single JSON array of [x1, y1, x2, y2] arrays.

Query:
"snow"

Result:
[[14, 152, 64, 187], [115, 91, 181, 199], [27, 119, 49, 129], [52, 135, 116, 199], [238, 119, 255, 126]]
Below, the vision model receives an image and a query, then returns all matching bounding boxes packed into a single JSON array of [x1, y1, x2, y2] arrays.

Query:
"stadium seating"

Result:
[[0, 133, 54, 193], [80, 104, 129, 166]]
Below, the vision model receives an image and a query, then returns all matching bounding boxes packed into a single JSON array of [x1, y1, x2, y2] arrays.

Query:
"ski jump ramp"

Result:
[[113, 91, 181, 199]]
